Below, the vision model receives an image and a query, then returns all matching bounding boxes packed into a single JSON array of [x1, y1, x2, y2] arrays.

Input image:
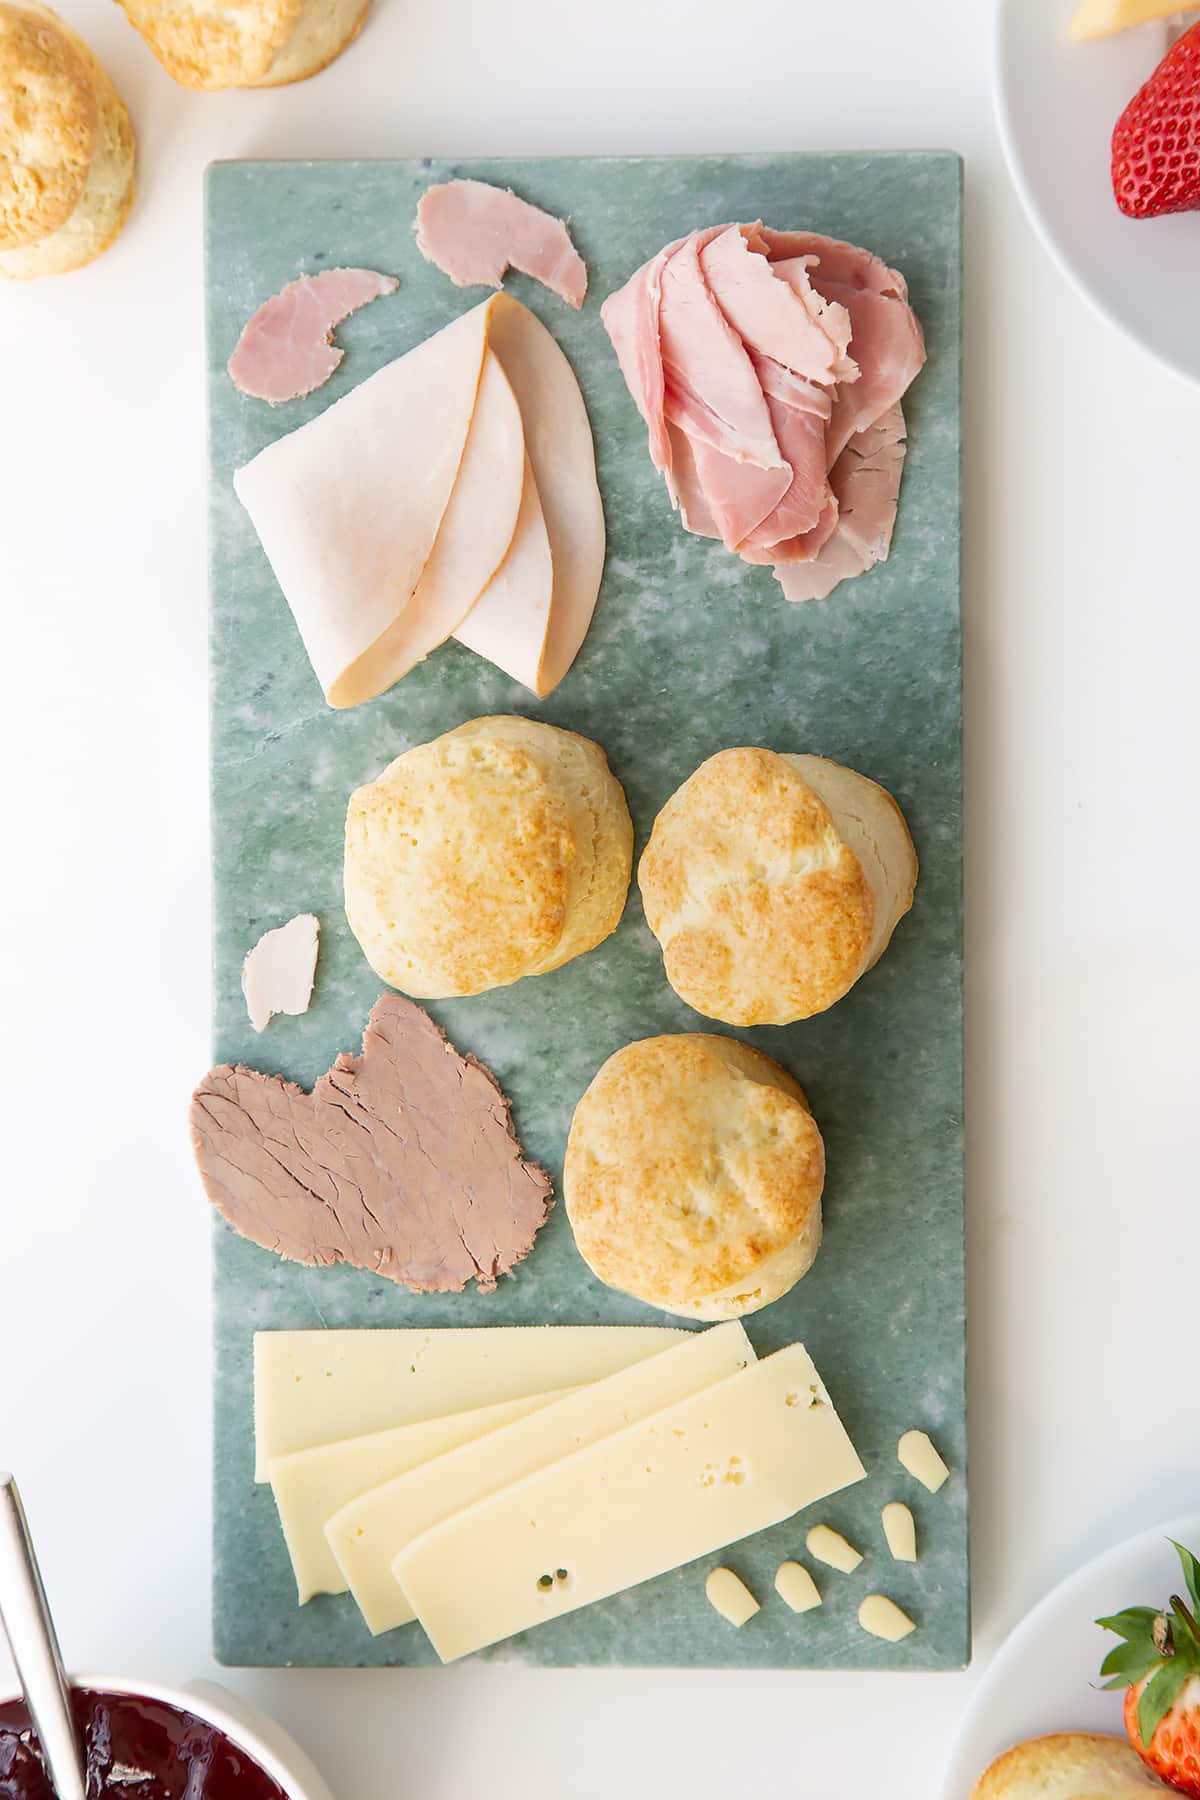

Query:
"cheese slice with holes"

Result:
[[269, 1390, 573, 1602], [395, 1343, 865, 1662], [325, 1321, 754, 1634], [253, 1327, 687, 1480]]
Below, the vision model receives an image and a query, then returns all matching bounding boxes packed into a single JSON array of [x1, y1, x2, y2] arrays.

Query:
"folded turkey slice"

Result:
[[453, 452, 554, 693], [234, 294, 603, 707], [476, 294, 605, 695]]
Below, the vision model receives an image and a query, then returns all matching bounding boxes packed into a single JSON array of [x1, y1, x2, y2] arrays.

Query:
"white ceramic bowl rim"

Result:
[[993, 0, 1200, 389], [0, 1674, 330, 1800]]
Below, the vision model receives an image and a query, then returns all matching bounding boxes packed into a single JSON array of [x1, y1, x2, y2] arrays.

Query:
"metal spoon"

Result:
[[0, 1474, 87, 1800]]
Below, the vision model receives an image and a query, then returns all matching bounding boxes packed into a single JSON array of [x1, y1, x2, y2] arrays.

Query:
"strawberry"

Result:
[[1111, 21, 1200, 218], [1098, 1540, 1200, 1796]]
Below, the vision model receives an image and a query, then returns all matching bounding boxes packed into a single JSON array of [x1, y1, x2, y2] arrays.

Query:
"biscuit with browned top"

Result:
[[638, 748, 917, 1027], [970, 1732, 1168, 1798], [114, 0, 369, 88], [564, 1033, 824, 1320], [0, 1, 134, 278], [344, 715, 633, 1000]]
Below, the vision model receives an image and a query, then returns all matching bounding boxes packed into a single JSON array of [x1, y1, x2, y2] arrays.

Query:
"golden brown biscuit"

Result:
[[344, 715, 633, 999], [0, 1, 134, 279], [564, 1033, 825, 1320], [970, 1732, 1168, 1798], [638, 748, 917, 1027], [114, 0, 369, 88]]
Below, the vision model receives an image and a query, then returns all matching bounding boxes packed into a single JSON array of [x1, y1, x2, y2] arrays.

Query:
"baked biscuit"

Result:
[[564, 1033, 824, 1320], [344, 715, 633, 999], [0, 1, 135, 279], [639, 748, 917, 1026], [114, 0, 369, 88], [970, 1732, 1167, 1799]]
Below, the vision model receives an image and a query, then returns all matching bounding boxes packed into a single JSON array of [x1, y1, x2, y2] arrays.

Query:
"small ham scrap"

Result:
[[190, 992, 554, 1294], [416, 179, 587, 308], [228, 268, 398, 403]]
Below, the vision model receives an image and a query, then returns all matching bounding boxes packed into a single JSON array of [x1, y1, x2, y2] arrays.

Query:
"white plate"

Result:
[[942, 1509, 1200, 1798], [995, 0, 1200, 385]]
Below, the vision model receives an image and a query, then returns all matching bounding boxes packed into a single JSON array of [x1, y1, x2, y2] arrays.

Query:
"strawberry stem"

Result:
[[1171, 1593, 1200, 1641]]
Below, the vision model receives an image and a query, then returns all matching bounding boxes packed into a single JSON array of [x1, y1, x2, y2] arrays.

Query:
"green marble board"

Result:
[[206, 152, 964, 1670]]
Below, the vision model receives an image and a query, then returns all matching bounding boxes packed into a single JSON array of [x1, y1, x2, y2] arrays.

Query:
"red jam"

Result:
[[0, 1689, 291, 1800]]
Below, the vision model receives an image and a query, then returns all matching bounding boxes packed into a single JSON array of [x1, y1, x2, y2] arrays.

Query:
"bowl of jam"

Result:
[[0, 1678, 334, 1800]]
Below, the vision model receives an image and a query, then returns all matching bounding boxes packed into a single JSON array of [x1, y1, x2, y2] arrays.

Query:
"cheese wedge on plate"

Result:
[[1069, 0, 1189, 36], [269, 1390, 573, 1601], [395, 1343, 865, 1663], [235, 293, 605, 707], [325, 1320, 754, 1634], [253, 1326, 688, 1479]]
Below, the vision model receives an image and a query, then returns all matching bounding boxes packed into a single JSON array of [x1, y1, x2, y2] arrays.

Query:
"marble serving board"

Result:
[[206, 152, 964, 1671]]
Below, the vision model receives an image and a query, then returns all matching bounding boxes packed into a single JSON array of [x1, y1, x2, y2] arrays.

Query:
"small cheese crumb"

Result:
[[881, 1502, 917, 1563], [241, 913, 320, 1032], [805, 1525, 862, 1574], [774, 1561, 821, 1613], [705, 1567, 760, 1627], [898, 1430, 950, 1494], [858, 1594, 916, 1643]]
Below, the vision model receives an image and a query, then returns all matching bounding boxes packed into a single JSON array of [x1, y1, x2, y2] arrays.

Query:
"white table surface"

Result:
[[2, 2, 1198, 1794]]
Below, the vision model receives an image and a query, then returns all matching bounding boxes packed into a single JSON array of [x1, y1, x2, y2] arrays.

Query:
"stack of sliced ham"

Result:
[[601, 224, 925, 602], [234, 294, 605, 707]]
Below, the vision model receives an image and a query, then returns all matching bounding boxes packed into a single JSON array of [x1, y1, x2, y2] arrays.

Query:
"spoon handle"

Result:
[[0, 1475, 87, 1800]]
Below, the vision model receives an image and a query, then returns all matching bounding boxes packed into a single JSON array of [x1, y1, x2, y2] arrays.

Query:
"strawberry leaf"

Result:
[[1097, 1606, 1161, 1640], [1100, 1639, 1162, 1685], [1137, 1656, 1191, 1749], [1169, 1541, 1200, 1617]]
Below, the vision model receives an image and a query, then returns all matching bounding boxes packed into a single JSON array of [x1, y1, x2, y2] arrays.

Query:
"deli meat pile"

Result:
[[602, 224, 925, 601]]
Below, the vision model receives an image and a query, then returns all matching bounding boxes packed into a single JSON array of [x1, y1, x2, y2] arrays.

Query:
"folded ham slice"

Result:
[[699, 225, 856, 387], [775, 404, 908, 604], [228, 269, 397, 404], [602, 245, 674, 490], [416, 179, 587, 308], [235, 294, 604, 707], [603, 223, 925, 601]]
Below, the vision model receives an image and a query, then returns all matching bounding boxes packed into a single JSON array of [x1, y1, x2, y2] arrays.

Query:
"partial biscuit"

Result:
[[0, 1, 135, 279], [113, 0, 369, 88], [970, 1732, 1167, 1799]]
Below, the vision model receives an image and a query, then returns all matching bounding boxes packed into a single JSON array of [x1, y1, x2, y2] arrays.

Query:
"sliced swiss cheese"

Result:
[[396, 1343, 866, 1663], [253, 1326, 688, 1481], [234, 302, 493, 708], [269, 1390, 572, 1602], [453, 451, 554, 692], [326, 1320, 754, 1634], [484, 295, 606, 695]]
